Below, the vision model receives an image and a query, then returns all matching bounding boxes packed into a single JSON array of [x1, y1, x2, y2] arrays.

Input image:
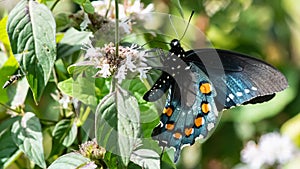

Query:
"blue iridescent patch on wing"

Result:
[[152, 63, 221, 162]]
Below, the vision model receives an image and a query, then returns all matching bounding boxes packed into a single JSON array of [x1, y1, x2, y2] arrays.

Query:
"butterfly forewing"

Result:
[[184, 49, 288, 109]]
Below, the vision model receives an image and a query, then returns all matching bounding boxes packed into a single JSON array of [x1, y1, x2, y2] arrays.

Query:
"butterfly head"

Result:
[[170, 39, 180, 48]]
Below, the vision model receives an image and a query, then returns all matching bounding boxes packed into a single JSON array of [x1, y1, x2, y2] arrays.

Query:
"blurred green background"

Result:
[[1, 0, 300, 169]]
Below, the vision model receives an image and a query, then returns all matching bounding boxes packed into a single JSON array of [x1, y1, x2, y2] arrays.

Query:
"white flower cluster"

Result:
[[91, 0, 154, 19], [91, 0, 154, 35], [82, 40, 150, 83], [241, 132, 297, 169]]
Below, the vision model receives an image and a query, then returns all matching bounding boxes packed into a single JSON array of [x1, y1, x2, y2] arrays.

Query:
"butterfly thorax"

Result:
[[169, 39, 186, 58]]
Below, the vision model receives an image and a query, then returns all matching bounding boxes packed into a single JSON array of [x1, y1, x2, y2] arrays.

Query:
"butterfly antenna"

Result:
[[179, 10, 195, 41], [169, 14, 179, 39]]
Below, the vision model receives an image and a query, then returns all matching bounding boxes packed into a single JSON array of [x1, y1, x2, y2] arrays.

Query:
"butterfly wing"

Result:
[[145, 48, 288, 162], [151, 63, 220, 162], [183, 48, 288, 109]]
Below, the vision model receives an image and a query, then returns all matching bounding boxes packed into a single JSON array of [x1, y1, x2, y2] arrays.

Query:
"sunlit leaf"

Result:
[[281, 113, 300, 147], [57, 28, 92, 59], [116, 86, 140, 165], [48, 152, 92, 169], [95, 85, 140, 166], [7, 0, 56, 103], [58, 78, 73, 96], [171, 0, 184, 19], [11, 112, 46, 168], [130, 149, 160, 169], [52, 119, 78, 147]]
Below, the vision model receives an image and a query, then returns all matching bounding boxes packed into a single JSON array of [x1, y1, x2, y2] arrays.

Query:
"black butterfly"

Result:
[[143, 38, 288, 162]]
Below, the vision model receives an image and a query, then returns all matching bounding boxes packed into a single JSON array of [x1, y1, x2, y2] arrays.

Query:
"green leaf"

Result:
[[72, 0, 85, 4], [0, 54, 19, 103], [281, 113, 300, 147], [55, 13, 72, 32], [63, 122, 78, 147], [82, 1, 95, 14], [48, 152, 92, 169], [52, 119, 78, 147], [58, 78, 73, 96], [0, 17, 13, 56], [171, 0, 184, 18], [11, 112, 46, 168], [72, 0, 95, 14], [59, 67, 98, 109], [95, 86, 141, 166], [72, 68, 98, 108], [130, 149, 160, 169], [116, 86, 140, 165], [0, 17, 19, 103], [7, 0, 56, 103], [57, 28, 92, 59], [0, 117, 21, 167]]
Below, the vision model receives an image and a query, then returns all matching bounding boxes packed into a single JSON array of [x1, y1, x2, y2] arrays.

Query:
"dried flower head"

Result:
[[79, 139, 106, 160]]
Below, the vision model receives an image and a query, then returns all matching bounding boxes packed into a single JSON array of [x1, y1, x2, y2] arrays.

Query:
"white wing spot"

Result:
[[236, 92, 243, 97], [163, 80, 166, 83], [207, 123, 215, 131], [195, 135, 204, 141], [177, 65, 181, 69], [167, 76, 170, 79], [229, 94, 235, 99], [158, 121, 163, 127], [244, 89, 250, 94], [226, 97, 230, 102], [251, 86, 258, 91]]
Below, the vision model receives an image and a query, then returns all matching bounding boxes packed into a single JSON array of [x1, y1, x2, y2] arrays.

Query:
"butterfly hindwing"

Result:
[[152, 63, 220, 162]]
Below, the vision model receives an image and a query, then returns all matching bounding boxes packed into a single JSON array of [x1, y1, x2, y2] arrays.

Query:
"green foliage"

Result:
[[0, 0, 299, 169], [6, 0, 56, 103], [11, 112, 46, 168], [48, 152, 92, 169]]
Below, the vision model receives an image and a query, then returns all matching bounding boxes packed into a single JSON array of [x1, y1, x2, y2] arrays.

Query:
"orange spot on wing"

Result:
[[173, 132, 182, 139], [165, 123, 175, 131], [163, 107, 173, 117], [201, 102, 210, 114], [185, 128, 193, 137], [194, 116, 203, 128], [200, 82, 211, 94]]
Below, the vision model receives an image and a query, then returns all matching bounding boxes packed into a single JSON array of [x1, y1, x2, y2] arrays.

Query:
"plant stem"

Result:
[[105, 0, 112, 18], [3, 150, 23, 168], [50, 0, 60, 11], [110, 77, 116, 93], [115, 0, 119, 58], [0, 102, 21, 114], [77, 106, 91, 127]]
